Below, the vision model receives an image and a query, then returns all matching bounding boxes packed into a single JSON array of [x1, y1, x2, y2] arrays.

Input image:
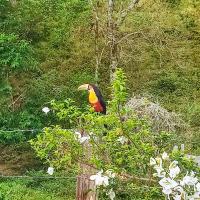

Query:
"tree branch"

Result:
[[117, 31, 141, 44], [9, 91, 25, 109], [119, 173, 157, 183], [117, 0, 140, 26]]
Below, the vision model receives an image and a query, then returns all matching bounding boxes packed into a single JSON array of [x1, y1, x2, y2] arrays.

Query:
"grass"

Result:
[[0, 171, 76, 200]]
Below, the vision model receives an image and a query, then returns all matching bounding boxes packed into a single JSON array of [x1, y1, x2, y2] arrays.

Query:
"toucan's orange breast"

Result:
[[90, 101, 104, 112]]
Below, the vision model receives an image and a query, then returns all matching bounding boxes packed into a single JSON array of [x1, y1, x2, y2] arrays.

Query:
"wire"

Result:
[[0, 128, 72, 133], [0, 175, 77, 180], [0, 129, 42, 133], [0, 175, 161, 189]]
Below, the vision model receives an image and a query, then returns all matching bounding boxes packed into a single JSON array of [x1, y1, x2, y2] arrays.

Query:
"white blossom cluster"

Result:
[[74, 131, 90, 144], [42, 107, 50, 114], [150, 152, 200, 200], [47, 167, 54, 175], [117, 136, 128, 144], [90, 170, 116, 200]]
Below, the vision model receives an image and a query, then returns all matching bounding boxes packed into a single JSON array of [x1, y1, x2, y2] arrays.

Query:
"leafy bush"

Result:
[[30, 69, 185, 199], [0, 130, 26, 144], [0, 33, 37, 74]]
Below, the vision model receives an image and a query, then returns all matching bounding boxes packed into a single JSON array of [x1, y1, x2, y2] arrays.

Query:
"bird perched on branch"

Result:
[[78, 84, 106, 115]]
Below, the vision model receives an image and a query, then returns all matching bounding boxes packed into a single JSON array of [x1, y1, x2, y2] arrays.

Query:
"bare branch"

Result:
[[89, 0, 101, 84], [126, 96, 186, 132], [107, 0, 114, 28], [107, 0, 119, 81], [98, 46, 105, 64], [119, 173, 157, 183], [9, 91, 25, 109], [117, 0, 140, 26], [117, 31, 141, 44]]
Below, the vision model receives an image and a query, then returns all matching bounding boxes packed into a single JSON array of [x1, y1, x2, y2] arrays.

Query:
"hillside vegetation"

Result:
[[0, 0, 200, 199]]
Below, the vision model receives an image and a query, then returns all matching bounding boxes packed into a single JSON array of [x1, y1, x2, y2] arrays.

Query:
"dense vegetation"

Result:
[[0, 0, 200, 199]]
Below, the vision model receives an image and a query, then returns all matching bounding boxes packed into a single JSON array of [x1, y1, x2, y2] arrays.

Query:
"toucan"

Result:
[[78, 84, 106, 115]]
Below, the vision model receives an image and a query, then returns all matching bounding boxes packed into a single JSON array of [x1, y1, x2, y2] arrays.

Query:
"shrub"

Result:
[[30, 69, 183, 199]]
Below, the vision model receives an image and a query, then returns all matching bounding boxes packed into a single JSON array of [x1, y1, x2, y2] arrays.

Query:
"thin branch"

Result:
[[117, 0, 140, 26], [107, 0, 114, 29], [119, 173, 157, 183], [77, 161, 157, 184], [98, 46, 105, 64], [117, 31, 141, 44], [8, 91, 25, 109]]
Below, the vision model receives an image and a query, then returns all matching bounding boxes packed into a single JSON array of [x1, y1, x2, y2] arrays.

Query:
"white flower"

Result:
[[159, 177, 178, 190], [196, 182, 200, 192], [107, 189, 115, 200], [162, 152, 169, 160], [79, 136, 90, 144], [150, 157, 156, 166], [90, 171, 109, 187], [169, 166, 180, 179], [74, 131, 81, 139], [168, 161, 180, 179], [47, 167, 54, 175], [181, 172, 198, 186], [174, 195, 182, 200], [153, 165, 166, 178], [42, 107, 50, 114], [74, 132, 90, 144], [162, 187, 172, 195], [193, 192, 200, 199], [117, 136, 128, 144]]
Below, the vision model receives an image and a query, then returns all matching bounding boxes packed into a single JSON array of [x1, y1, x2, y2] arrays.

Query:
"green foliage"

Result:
[[0, 32, 37, 107], [0, 171, 76, 200], [0, 0, 92, 130], [0, 130, 26, 144], [191, 130, 200, 154], [165, 0, 181, 7], [152, 76, 179, 94], [110, 68, 128, 110], [51, 99, 82, 128], [184, 103, 200, 127], [30, 126, 83, 169], [0, 33, 37, 74], [0, 0, 12, 24], [30, 69, 179, 199], [99, 183, 163, 200], [0, 110, 42, 144], [0, 0, 200, 198], [171, 150, 200, 174]]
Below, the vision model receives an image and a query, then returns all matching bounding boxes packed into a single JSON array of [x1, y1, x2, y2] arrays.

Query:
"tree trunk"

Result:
[[76, 134, 97, 200], [107, 0, 118, 82], [93, 1, 100, 85], [76, 174, 97, 200]]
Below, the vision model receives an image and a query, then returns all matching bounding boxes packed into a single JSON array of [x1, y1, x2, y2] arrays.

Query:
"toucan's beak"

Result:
[[78, 84, 89, 91]]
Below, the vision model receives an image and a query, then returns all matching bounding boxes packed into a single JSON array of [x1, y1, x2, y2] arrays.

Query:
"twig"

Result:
[[117, 0, 140, 26], [119, 173, 157, 183], [8, 91, 25, 109], [117, 31, 141, 44]]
